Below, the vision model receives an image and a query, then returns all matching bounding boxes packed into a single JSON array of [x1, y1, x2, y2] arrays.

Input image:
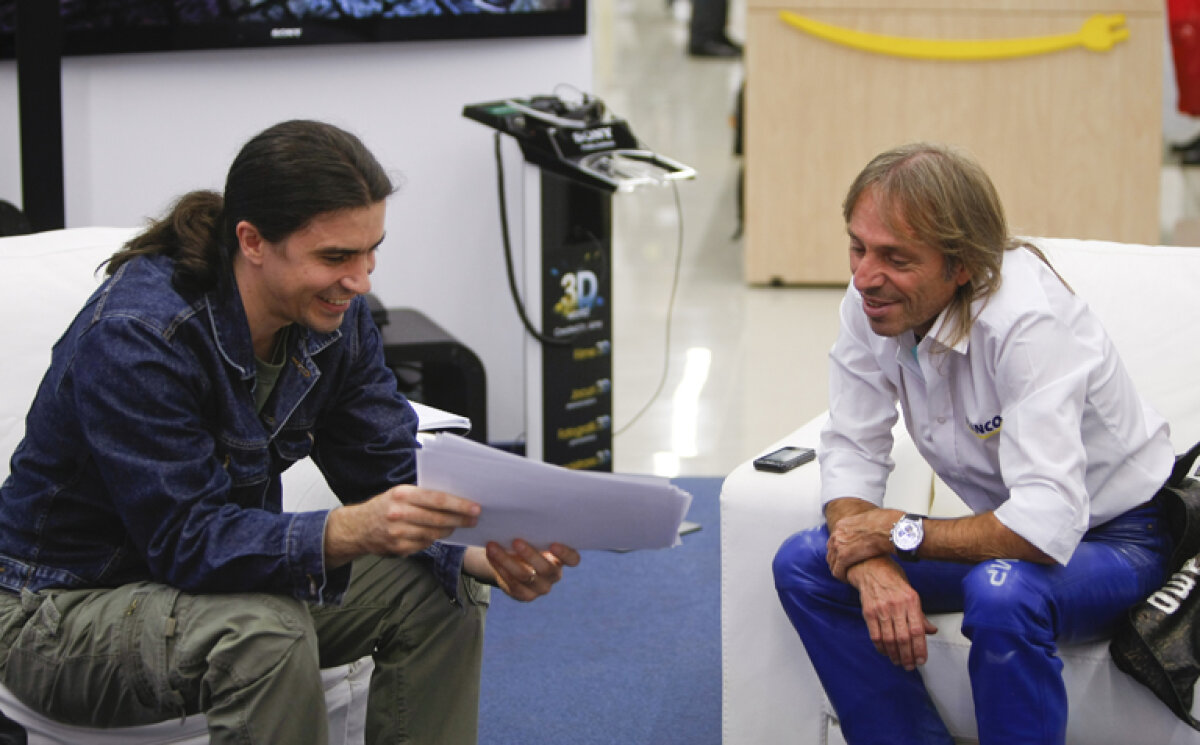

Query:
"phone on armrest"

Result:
[[753, 446, 816, 473]]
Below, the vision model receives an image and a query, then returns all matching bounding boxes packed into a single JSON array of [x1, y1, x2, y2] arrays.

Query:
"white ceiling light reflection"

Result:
[[653, 451, 681, 478], [672, 346, 712, 457]]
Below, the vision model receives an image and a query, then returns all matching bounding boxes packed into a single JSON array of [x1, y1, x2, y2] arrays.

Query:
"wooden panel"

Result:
[[743, 7, 1162, 285]]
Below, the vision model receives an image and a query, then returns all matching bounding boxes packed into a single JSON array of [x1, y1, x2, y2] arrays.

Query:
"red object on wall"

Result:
[[1171, 0, 1200, 115]]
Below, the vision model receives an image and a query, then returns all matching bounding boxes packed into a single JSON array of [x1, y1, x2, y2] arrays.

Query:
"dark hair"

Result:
[[108, 120, 395, 292]]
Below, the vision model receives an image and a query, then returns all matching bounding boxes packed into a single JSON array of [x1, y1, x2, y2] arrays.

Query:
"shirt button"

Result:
[[936, 417, 946, 424]]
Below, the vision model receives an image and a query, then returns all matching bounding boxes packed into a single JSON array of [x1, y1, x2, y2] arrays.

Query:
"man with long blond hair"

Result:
[[773, 143, 1174, 744]]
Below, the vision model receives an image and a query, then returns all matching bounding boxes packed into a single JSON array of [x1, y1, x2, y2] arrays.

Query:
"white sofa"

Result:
[[0, 227, 373, 744], [720, 238, 1200, 744]]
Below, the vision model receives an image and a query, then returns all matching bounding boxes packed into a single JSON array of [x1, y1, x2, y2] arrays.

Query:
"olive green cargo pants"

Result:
[[0, 555, 488, 744]]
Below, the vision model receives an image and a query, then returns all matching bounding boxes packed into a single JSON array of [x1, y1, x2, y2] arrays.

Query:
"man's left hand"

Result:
[[848, 557, 938, 670], [466, 540, 581, 602], [827, 508, 905, 581]]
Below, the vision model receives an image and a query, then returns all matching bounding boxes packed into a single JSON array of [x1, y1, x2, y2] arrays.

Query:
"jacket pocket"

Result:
[[216, 440, 271, 492], [273, 427, 315, 467]]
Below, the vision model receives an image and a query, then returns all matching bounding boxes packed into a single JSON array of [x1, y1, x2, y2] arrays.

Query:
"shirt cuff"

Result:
[[819, 449, 890, 509], [420, 541, 467, 604], [994, 489, 1085, 565], [287, 510, 352, 605]]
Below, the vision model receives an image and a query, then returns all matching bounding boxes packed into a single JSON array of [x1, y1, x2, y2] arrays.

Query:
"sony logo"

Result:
[[572, 127, 613, 144], [271, 27, 303, 39]]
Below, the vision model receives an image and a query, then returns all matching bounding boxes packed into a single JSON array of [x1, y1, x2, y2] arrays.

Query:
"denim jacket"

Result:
[[0, 254, 463, 605]]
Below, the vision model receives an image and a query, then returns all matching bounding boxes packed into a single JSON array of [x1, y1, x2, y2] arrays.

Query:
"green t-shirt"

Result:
[[254, 327, 291, 413]]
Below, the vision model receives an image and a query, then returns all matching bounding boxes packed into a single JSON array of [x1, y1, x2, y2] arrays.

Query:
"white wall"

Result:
[[0, 35, 592, 442]]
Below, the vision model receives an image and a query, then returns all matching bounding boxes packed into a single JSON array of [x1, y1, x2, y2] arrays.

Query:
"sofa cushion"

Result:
[[923, 237, 1200, 519], [1034, 238, 1200, 451], [0, 227, 139, 483]]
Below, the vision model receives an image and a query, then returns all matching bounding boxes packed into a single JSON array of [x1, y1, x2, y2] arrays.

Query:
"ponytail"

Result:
[[106, 120, 393, 296], [107, 190, 228, 294]]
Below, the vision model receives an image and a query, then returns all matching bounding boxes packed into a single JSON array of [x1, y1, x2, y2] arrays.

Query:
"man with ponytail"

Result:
[[0, 120, 577, 744], [771, 143, 1175, 744]]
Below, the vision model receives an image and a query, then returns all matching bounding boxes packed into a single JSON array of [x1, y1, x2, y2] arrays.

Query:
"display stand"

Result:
[[521, 167, 614, 470], [465, 95, 694, 470]]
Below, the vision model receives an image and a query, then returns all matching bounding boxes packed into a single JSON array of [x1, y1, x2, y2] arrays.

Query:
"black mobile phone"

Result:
[[753, 446, 816, 473]]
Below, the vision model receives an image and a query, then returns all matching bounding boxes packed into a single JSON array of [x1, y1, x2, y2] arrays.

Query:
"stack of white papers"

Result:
[[416, 434, 693, 551]]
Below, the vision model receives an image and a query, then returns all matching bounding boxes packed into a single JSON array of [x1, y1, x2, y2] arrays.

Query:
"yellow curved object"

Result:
[[778, 12, 1129, 61]]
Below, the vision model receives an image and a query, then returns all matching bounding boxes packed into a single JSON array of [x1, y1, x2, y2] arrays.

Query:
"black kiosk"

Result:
[[464, 94, 693, 471]]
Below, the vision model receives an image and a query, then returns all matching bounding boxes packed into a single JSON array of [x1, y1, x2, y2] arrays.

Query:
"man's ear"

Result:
[[235, 221, 267, 266], [952, 261, 971, 288]]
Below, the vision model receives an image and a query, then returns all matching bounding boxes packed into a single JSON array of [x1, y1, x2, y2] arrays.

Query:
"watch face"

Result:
[[892, 518, 923, 552]]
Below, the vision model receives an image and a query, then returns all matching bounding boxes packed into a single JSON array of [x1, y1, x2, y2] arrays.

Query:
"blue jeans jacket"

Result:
[[0, 254, 463, 605]]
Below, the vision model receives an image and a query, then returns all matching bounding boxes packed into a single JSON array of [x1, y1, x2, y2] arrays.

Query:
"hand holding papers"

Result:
[[416, 434, 693, 551]]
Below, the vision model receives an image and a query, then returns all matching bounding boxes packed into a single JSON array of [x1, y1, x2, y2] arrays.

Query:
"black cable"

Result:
[[493, 132, 574, 347], [614, 179, 685, 437], [492, 106, 686, 436]]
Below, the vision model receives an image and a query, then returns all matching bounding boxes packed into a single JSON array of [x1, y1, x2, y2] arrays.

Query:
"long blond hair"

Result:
[[843, 143, 1062, 347]]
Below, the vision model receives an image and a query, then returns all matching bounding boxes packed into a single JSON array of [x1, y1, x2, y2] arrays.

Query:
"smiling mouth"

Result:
[[862, 296, 896, 313]]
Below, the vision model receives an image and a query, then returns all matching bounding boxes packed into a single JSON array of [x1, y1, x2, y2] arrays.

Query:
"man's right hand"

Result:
[[324, 485, 481, 567], [846, 556, 938, 671]]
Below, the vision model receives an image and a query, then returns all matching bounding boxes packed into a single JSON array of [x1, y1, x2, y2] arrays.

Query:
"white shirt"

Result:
[[820, 247, 1173, 564]]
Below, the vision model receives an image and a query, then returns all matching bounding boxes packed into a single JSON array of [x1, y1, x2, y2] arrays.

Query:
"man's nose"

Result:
[[852, 253, 884, 292], [342, 253, 374, 294]]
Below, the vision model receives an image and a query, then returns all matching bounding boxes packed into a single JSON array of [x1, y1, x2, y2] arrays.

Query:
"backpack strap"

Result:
[[1170, 440, 1200, 487]]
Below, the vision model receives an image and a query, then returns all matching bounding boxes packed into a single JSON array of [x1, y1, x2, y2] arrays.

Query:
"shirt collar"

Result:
[[922, 303, 970, 355]]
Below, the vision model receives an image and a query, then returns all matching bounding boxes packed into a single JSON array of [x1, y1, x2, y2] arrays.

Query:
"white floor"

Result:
[[593, 0, 840, 478], [593, 0, 1200, 478]]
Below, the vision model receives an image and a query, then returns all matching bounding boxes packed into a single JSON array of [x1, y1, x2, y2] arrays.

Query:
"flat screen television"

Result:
[[0, 0, 586, 58]]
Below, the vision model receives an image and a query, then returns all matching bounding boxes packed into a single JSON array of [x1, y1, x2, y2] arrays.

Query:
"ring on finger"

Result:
[[523, 569, 537, 584]]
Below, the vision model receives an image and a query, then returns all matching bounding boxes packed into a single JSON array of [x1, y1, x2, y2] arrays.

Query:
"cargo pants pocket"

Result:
[[2, 583, 185, 728]]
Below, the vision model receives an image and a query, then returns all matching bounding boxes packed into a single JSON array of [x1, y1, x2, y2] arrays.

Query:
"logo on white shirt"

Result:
[[968, 414, 1004, 439]]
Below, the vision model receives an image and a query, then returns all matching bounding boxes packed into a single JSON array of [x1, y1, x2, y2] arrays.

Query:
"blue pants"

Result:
[[772, 502, 1171, 745]]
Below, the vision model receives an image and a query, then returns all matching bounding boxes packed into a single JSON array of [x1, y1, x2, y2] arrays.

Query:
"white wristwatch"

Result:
[[890, 513, 925, 562]]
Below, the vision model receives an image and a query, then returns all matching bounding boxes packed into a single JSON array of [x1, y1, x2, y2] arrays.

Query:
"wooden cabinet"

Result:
[[744, 0, 1163, 285]]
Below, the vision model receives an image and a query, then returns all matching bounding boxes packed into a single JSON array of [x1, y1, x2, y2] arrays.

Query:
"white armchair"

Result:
[[720, 238, 1200, 744], [0, 228, 371, 745]]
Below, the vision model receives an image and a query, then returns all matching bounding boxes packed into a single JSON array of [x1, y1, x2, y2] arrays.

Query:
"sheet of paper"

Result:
[[410, 401, 471, 434], [416, 434, 693, 551]]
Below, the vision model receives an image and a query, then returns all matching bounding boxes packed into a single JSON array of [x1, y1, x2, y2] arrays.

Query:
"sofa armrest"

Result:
[[720, 415, 827, 744], [720, 412, 935, 743]]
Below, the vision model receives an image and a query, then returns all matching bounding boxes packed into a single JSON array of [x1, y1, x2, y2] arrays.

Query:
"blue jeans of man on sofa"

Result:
[[773, 502, 1171, 745]]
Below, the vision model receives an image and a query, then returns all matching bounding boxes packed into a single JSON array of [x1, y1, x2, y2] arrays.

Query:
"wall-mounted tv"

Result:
[[0, 0, 586, 59]]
